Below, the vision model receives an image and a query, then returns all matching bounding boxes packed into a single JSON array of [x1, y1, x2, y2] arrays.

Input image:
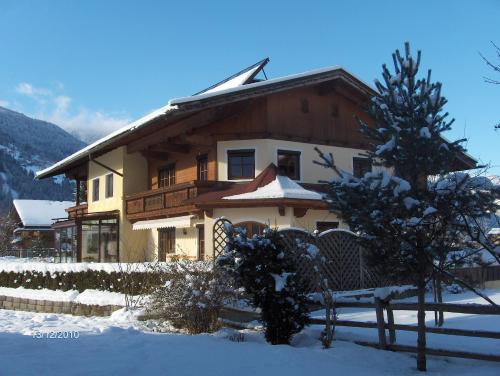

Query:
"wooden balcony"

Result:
[[67, 203, 88, 220], [125, 180, 230, 221]]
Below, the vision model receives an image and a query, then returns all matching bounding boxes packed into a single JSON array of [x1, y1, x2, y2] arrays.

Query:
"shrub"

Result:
[[217, 227, 310, 345], [147, 261, 229, 334]]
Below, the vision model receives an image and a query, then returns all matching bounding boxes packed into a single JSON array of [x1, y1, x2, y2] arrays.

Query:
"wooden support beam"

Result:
[[140, 150, 170, 160], [149, 142, 190, 154]]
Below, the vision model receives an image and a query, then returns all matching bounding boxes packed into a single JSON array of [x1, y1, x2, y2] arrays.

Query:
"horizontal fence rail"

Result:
[[310, 298, 500, 363]]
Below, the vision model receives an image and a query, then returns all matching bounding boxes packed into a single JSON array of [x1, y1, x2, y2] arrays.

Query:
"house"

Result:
[[10, 199, 74, 254], [35, 59, 476, 262]]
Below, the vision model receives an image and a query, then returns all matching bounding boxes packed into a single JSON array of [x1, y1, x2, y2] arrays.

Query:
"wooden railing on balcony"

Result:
[[67, 203, 88, 220], [125, 180, 229, 221]]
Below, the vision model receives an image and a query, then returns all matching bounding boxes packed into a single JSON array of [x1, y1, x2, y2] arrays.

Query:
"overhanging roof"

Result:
[[36, 63, 376, 180]]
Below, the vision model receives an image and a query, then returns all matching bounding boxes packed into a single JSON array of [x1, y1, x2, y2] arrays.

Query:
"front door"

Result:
[[158, 227, 176, 261]]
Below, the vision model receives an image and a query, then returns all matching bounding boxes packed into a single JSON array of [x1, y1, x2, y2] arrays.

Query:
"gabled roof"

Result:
[[13, 199, 74, 227], [36, 60, 376, 180]]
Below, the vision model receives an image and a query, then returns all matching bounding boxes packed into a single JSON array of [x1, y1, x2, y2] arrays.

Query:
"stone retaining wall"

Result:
[[0, 295, 123, 316]]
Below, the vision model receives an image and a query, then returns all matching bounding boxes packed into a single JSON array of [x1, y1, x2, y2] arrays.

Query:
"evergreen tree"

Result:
[[217, 226, 309, 345], [317, 42, 499, 371]]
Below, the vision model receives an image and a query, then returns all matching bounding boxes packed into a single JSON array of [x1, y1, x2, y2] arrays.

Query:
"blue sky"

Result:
[[0, 0, 498, 173]]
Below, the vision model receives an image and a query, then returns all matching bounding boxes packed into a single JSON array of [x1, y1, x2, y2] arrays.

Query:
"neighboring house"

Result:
[[35, 59, 476, 262], [10, 199, 74, 251]]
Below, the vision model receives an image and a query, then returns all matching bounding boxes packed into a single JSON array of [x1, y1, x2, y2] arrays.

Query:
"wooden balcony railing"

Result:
[[125, 180, 229, 221], [67, 203, 88, 220]]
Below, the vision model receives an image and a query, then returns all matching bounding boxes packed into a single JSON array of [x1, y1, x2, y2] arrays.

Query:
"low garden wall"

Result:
[[0, 295, 122, 316]]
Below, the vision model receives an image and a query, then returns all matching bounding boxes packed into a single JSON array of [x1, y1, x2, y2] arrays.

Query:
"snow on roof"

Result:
[[13, 199, 74, 227], [223, 175, 323, 201], [169, 65, 348, 106]]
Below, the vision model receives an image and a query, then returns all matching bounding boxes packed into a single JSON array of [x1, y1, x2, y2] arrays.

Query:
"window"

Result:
[[277, 150, 301, 180], [158, 228, 176, 261], [92, 178, 100, 202], [228, 149, 255, 180], [353, 157, 372, 178], [158, 164, 176, 188], [81, 218, 119, 262], [316, 221, 339, 233], [234, 222, 266, 238], [105, 174, 113, 198], [197, 154, 208, 181]]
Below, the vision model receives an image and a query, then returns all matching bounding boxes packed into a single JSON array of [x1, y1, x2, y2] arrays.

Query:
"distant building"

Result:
[[11, 199, 74, 256]]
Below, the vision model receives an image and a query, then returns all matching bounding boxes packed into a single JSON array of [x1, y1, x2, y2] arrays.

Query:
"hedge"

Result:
[[0, 261, 213, 294], [0, 270, 166, 294]]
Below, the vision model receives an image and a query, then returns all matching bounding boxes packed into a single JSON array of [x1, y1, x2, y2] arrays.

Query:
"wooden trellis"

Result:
[[212, 219, 391, 291], [212, 218, 232, 259]]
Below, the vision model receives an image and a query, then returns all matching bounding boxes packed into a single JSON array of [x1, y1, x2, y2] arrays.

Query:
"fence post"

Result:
[[374, 297, 387, 349], [386, 303, 396, 344]]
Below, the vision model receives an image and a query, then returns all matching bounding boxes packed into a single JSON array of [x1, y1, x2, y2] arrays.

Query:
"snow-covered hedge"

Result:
[[0, 258, 211, 293]]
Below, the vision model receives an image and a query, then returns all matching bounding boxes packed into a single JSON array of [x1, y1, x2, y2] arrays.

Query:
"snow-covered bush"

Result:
[[217, 226, 309, 345], [147, 261, 228, 334]]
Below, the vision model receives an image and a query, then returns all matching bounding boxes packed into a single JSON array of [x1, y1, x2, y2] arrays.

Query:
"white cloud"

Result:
[[15, 82, 51, 97], [14, 82, 130, 143], [0, 100, 9, 107]]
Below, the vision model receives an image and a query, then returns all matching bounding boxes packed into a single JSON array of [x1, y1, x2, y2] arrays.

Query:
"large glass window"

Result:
[[353, 157, 372, 178], [277, 150, 301, 180], [81, 218, 119, 262], [54, 225, 77, 263], [159, 164, 176, 188], [228, 150, 255, 180]]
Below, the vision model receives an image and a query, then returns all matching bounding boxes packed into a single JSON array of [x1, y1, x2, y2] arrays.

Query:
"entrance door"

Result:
[[158, 227, 176, 261]]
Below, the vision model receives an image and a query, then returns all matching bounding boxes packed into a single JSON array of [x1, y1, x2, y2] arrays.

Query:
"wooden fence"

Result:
[[452, 265, 500, 288], [310, 297, 500, 362]]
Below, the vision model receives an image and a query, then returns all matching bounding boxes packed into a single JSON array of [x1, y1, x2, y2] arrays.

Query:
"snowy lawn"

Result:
[[0, 290, 498, 375]]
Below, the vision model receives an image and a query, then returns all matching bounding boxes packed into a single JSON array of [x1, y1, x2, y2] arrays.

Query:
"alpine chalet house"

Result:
[[36, 59, 476, 262], [10, 199, 74, 253]]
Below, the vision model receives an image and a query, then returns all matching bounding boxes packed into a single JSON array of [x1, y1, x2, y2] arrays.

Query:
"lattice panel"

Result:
[[213, 220, 390, 291], [212, 218, 232, 259]]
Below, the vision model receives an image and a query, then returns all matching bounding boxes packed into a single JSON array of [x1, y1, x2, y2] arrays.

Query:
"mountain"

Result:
[[0, 106, 86, 214]]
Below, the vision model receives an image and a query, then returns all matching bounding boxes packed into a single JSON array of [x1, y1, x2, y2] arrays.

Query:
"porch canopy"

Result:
[[132, 215, 194, 230]]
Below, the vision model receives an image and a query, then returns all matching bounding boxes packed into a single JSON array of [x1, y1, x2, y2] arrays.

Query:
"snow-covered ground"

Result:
[[0, 289, 498, 375], [0, 287, 126, 306]]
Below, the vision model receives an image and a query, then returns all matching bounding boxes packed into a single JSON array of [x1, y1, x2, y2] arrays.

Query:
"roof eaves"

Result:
[[36, 104, 179, 179]]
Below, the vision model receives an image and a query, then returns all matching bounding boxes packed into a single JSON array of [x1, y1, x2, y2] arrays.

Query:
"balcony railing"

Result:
[[67, 203, 88, 220], [125, 180, 229, 221]]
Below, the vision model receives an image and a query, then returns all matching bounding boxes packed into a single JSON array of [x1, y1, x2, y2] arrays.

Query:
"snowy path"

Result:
[[0, 291, 498, 375]]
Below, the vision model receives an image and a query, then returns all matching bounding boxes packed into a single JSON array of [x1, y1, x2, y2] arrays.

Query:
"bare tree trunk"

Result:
[[417, 281, 427, 372]]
